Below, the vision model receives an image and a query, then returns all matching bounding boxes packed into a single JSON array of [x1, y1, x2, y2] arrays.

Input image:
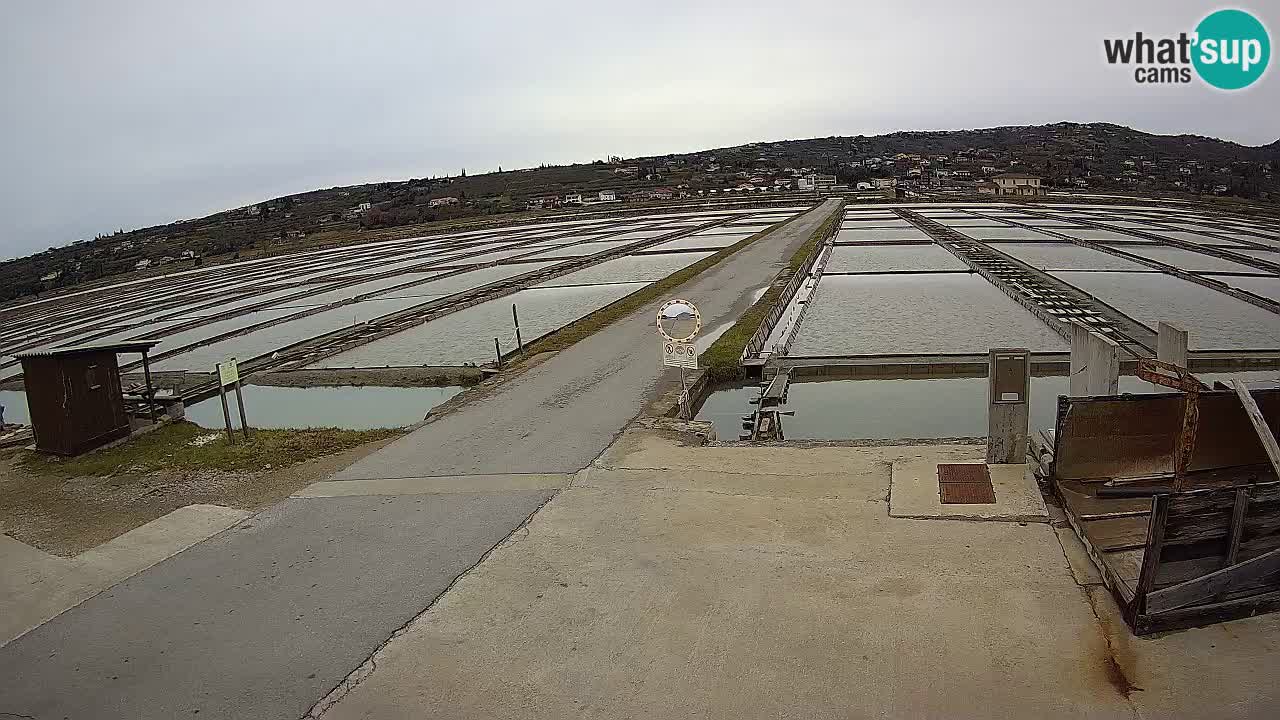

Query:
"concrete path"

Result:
[[319, 428, 1280, 720], [1, 504, 248, 646], [0, 491, 556, 720], [0, 200, 842, 719]]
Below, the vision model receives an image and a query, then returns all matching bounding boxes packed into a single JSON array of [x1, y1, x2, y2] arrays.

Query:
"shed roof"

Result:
[[15, 341, 160, 360]]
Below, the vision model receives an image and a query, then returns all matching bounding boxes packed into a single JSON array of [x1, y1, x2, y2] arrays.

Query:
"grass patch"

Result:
[[698, 204, 842, 382], [517, 211, 812, 357], [20, 421, 401, 477]]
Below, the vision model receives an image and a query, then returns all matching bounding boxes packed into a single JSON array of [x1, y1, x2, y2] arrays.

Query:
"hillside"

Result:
[[4, 122, 1278, 304]]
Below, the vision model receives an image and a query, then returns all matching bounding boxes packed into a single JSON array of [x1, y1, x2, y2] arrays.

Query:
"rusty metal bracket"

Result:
[[1136, 358, 1205, 490], [1136, 357, 1209, 393]]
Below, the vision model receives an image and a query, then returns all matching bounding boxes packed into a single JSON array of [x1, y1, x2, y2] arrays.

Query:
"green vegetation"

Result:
[[20, 421, 400, 477], [699, 207, 841, 382], [519, 214, 808, 357]]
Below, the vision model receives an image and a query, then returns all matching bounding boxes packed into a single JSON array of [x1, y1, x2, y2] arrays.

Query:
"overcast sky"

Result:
[[2, 1, 1276, 258]]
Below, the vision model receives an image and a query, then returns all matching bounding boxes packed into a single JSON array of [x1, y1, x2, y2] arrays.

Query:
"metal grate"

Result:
[[938, 464, 996, 504]]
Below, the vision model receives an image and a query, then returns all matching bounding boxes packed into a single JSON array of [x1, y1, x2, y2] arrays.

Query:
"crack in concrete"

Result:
[[301, 491, 560, 719]]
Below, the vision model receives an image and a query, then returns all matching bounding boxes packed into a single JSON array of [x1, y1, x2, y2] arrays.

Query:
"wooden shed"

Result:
[[15, 341, 159, 456]]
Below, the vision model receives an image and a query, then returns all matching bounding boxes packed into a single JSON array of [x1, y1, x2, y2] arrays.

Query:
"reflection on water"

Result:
[[0, 390, 30, 425], [790, 274, 1069, 356], [186, 384, 464, 430], [1052, 271, 1280, 350], [696, 371, 1280, 441]]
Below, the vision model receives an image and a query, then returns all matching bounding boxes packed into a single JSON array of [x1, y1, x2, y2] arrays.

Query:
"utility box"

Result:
[[15, 341, 159, 456], [987, 348, 1030, 465]]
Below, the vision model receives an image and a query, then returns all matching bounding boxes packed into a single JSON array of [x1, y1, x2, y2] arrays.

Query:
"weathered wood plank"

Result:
[[1233, 379, 1280, 482], [1081, 515, 1149, 551], [1138, 588, 1280, 635], [1134, 495, 1171, 617], [1145, 546, 1280, 614], [1226, 487, 1249, 568]]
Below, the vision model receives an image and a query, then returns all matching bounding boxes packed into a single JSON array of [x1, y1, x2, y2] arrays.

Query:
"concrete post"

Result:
[[1156, 322, 1189, 368], [1069, 322, 1120, 397], [1069, 323, 1091, 398], [987, 348, 1030, 465]]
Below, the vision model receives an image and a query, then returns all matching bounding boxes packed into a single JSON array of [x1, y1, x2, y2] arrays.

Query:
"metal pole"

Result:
[[141, 350, 157, 423], [233, 379, 250, 441], [678, 365, 689, 420], [512, 303, 523, 355], [216, 364, 234, 443], [494, 337, 502, 368]]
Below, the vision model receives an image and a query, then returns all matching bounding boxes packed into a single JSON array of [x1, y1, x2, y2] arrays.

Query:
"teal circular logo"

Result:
[[1193, 9, 1270, 90]]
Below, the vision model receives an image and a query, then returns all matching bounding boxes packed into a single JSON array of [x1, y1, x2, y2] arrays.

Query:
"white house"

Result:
[[598, 189, 617, 202], [428, 197, 459, 208], [992, 173, 1045, 196], [355, 202, 372, 213], [135, 259, 152, 270], [564, 193, 583, 205]]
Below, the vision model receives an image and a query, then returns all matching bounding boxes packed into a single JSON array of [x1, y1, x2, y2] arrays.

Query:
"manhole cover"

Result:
[[938, 463, 991, 484], [939, 482, 997, 504], [938, 464, 996, 504]]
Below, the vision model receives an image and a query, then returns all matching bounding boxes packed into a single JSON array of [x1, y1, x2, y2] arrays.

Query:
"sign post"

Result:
[[657, 298, 701, 420], [215, 357, 249, 442]]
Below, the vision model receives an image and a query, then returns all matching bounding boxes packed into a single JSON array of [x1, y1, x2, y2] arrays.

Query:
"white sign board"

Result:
[[217, 356, 240, 387], [662, 340, 698, 369]]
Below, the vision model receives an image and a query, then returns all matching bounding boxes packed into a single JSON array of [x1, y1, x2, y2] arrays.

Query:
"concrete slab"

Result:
[[1055, 522, 1104, 586], [315, 432, 1280, 719], [318, 442, 1142, 720], [0, 533, 73, 599], [1, 504, 249, 647], [889, 458, 1049, 522], [294, 473, 572, 498], [1086, 584, 1280, 719], [0, 491, 554, 720]]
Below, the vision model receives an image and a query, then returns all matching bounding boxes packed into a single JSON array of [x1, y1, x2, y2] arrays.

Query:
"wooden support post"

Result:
[[512, 303, 523, 355], [215, 364, 234, 444], [494, 337, 503, 368], [1133, 493, 1171, 620], [141, 350, 158, 423], [233, 379, 250, 441], [1232, 378, 1280, 480]]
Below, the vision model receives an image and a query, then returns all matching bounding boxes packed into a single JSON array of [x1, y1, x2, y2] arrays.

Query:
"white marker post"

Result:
[[657, 298, 701, 420]]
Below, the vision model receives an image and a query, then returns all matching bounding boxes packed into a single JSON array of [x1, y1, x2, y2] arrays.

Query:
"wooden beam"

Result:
[[1146, 545, 1280, 615], [1232, 379, 1280, 482]]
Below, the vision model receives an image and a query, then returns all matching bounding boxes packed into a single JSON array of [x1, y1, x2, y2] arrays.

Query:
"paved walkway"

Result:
[[0, 200, 842, 720], [320, 428, 1280, 720]]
